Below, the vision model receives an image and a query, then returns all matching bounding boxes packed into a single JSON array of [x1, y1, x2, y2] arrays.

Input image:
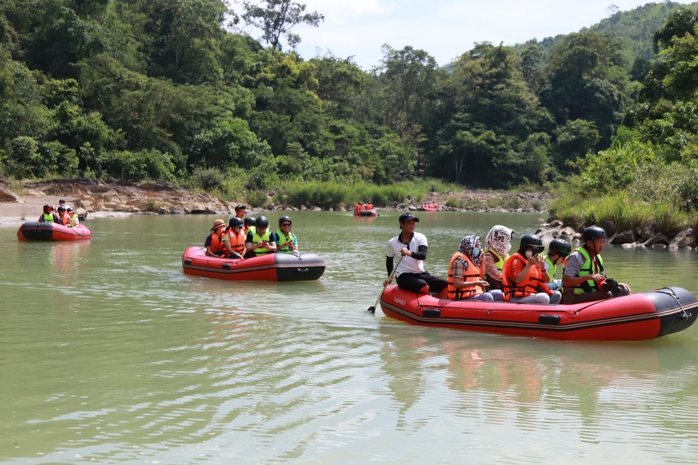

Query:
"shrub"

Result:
[[190, 167, 226, 192], [445, 197, 465, 208], [246, 190, 267, 208]]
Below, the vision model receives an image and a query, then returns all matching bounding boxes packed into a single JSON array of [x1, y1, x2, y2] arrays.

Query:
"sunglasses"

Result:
[[281, 223, 291, 227]]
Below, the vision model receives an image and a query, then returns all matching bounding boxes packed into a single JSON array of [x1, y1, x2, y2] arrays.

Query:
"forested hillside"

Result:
[[1, 0, 697, 206]]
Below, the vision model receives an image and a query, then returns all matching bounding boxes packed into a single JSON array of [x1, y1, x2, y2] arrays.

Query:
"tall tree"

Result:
[[240, 0, 323, 50], [136, 0, 228, 83], [375, 45, 443, 175], [540, 30, 631, 148], [432, 44, 554, 187]]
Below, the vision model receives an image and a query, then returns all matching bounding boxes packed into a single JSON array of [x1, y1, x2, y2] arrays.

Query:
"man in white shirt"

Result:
[[384, 212, 448, 295]]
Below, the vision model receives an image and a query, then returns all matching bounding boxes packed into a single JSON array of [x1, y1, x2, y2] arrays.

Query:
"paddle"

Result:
[[367, 254, 403, 314]]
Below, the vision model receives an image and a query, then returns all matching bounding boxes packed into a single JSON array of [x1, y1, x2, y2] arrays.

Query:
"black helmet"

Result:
[[549, 238, 571, 257], [519, 234, 543, 254], [43, 204, 53, 212], [57, 205, 66, 212], [255, 216, 269, 229], [228, 217, 244, 228], [582, 225, 607, 242], [244, 217, 256, 227], [279, 215, 292, 226]]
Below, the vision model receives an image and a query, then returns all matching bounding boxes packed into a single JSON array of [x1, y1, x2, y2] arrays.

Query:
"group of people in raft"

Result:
[[38, 199, 80, 228], [354, 201, 374, 214], [385, 212, 631, 305], [204, 204, 299, 259]]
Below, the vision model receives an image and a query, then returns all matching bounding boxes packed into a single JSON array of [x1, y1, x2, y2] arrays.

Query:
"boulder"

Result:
[[600, 219, 617, 236], [610, 230, 636, 244], [641, 221, 656, 241], [669, 228, 697, 248], [643, 232, 669, 248]]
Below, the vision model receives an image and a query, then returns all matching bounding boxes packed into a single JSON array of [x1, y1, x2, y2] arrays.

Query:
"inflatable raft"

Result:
[[379, 285, 698, 341], [182, 247, 325, 282], [17, 222, 92, 241], [354, 209, 377, 217], [417, 202, 438, 211]]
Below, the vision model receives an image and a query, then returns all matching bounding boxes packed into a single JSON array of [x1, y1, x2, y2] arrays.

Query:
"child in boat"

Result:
[[205, 219, 228, 257], [222, 217, 245, 259], [274, 216, 299, 255], [542, 238, 571, 291], [66, 207, 79, 228]]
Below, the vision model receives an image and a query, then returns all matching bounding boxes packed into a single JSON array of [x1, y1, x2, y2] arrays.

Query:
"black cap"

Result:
[[235, 204, 246, 211], [399, 212, 420, 223]]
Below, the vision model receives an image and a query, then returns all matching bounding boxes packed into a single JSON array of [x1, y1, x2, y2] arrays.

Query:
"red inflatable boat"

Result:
[[379, 285, 698, 341], [182, 247, 326, 282], [417, 202, 438, 211], [354, 209, 377, 217], [17, 222, 92, 241]]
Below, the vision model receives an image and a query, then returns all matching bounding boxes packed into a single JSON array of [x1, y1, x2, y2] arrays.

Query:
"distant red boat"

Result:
[[380, 285, 698, 341], [17, 222, 92, 241], [418, 202, 438, 211], [354, 209, 377, 217], [181, 247, 326, 282]]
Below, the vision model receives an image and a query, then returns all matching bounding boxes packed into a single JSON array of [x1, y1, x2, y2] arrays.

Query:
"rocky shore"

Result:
[[536, 219, 697, 250], [0, 178, 550, 226], [3, 178, 693, 249]]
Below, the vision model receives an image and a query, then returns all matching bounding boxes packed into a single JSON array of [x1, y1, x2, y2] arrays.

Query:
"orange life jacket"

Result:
[[447, 252, 483, 300], [366, 203, 373, 210], [227, 229, 246, 255], [209, 230, 229, 257], [502, 252, 551, 301]]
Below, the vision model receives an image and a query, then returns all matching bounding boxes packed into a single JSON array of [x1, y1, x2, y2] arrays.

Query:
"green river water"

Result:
[[2, 211, 698, 464]]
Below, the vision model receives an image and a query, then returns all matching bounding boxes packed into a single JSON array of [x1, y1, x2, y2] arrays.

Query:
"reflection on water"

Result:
[[2, 212, 698, 464]]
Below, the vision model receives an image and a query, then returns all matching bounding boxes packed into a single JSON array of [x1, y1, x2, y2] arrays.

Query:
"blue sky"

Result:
[[256, 0, 697, 70]]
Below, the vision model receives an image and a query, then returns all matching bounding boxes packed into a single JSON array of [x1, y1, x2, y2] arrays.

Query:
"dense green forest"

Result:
[[1, 0, 698, 214]]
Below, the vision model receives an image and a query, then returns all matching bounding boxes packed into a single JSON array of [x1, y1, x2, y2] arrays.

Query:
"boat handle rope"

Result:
[[657, 287, 692, 321]]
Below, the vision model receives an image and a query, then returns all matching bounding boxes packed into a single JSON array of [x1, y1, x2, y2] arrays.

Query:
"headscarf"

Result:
[[485, 225, 514, 258], [457, 235, 482, 267]]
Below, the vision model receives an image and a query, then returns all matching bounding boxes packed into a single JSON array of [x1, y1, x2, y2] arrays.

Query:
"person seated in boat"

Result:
[[273, 215, 299, 255], [243, 216, 255, 236], [234, 204, 246, 219], [222, 217, 246, 259], [56, 205, 69, 226], [502, 234, 562, 304], [354, 202, 364, 214], [205, 219, 229, 257], [482, 225, 514, 291], [66, 207, 79, 228], [39, 204, 59, 223], [448, 235, 504, 302], [562, 226, 631, 304], [542, 238, 571, 291], [244, 215, 277, 258], [384, 212, 448, 296], [365, 201, 373, 210]]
